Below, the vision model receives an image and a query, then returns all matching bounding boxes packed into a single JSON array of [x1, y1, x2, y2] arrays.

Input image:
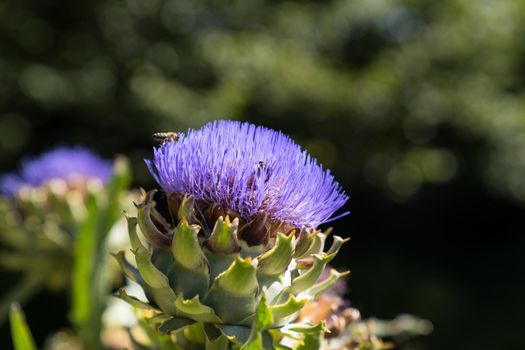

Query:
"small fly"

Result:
[[152, 132, 179, 145]]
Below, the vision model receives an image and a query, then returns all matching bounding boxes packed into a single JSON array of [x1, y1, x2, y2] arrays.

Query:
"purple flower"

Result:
[[146, 120, 348, 229], [0, 146, 112, 197]]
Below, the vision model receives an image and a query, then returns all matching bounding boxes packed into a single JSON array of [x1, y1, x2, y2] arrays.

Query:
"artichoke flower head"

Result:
[[117, 121, 350, 349], [0, 147, 114, 290], [0, 146, 131, 327], [0, 146, 112, 198]]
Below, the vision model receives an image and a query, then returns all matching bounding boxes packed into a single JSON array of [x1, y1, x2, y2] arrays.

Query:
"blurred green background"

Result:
[[1, 0, 524, 349]]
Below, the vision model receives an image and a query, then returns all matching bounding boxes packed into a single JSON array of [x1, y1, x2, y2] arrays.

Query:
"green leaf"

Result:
[[215, 257, 258, 295], [127, 216, 147, 253], [206, 252, 239, 281], [304, 233, 326, 257], [133, 250, 178, 314], [183, 322, 207, 345], [112, 251, 142, 283], [257, 233, 294, 276], [172, 220, 208, 272], [217, 325, 252, 345], [115, 288, 157, 311], [205, 257, 259, 324], [159, 317, 195, 334], [9, 304, 36, 350], [205, 216, 241, 254], [293, 230, 315, 259], [176, 195, 196, 222], [286, 254, 331, 295], [174, 295, 222, 323], [206, 334, 230, 350], [325, 236, 349, 257], [71, 191, 98, 325], [270, 295, 307, 323], [148, 313, 173, 323], [136, 190, 172, 248], [232, 295, 277, 350], [304, 269, 350, 298], [236, 294, 275, 350], [134, 249, 172, 290], [99, 155, 132, 235], [165, 259, 210, 301], [240, 332, 263, 350], [143, 285, 178, 315], [133, 318, 180, 350], [165, 220, 210, 298], [255, 293, 273, 331], [71, 157, 131, 350], [295, 232, 325, 259], [284, 322, 327, 334], [294, 333, 322, 350], [238, 329, 275, 350]]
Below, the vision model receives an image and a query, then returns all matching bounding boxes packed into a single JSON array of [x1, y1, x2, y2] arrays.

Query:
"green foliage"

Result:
[[71, 191, 99, 324], [71, 157, 132, 349], [9, 304, 36, 350]]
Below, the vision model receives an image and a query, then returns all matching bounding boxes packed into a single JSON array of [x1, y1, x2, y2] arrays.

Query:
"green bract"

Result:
[[115, 191, 349, 349]]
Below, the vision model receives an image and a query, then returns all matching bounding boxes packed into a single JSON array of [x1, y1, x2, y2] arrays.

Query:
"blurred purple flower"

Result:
[[0, 146, 112, 197], [146, 120, 348, 228]]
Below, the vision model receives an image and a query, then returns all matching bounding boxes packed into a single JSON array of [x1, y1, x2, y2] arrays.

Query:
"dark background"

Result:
[[1, 0, 524, 349]]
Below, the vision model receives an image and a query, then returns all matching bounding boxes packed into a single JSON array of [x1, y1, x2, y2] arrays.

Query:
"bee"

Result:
[[152, 132, 179, 145]]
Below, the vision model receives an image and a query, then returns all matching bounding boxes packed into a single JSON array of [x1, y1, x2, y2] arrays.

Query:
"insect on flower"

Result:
[[147, 121, 348, 229], [152, 132, 179, 145]]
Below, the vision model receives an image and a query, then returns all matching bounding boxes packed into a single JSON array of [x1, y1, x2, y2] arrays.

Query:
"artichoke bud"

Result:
[[118, 190, 350, 348]]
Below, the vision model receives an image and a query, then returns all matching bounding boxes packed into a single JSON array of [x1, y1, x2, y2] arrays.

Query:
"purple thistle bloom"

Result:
[[0, 146, 112, 197], [146, 120, 348, 229]]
